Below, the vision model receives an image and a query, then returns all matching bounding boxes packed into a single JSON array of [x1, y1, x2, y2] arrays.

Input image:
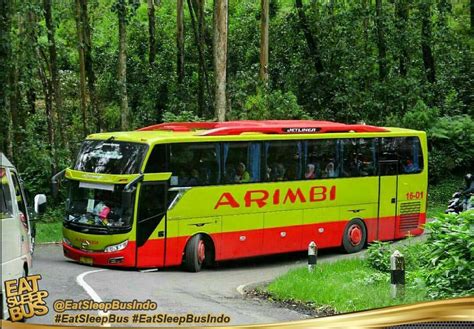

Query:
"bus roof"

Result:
[[86, 121, 424, 145]]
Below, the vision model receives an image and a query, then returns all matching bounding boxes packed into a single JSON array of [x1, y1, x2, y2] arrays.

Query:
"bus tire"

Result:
[[342, 219, 366, 253], [184, 234, 206, 272]]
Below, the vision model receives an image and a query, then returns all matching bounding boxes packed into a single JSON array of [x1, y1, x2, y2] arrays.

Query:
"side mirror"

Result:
[[34, 194, 47, 214], [51, 169, 66, 198]]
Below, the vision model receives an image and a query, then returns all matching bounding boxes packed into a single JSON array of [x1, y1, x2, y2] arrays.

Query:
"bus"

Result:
[[58, 120, 427, 272]]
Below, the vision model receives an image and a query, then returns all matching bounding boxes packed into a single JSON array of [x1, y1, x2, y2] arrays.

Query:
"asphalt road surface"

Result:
[[27, 243, 370, 326]]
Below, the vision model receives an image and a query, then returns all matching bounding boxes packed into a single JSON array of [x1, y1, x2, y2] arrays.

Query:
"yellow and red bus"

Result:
[[59, 120, 427, 272]]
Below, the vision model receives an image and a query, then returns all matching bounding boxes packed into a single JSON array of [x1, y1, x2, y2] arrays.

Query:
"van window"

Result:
[[0, 167, 14, 218], [11, 172, 28, 230], [169, 143, 221, 186]]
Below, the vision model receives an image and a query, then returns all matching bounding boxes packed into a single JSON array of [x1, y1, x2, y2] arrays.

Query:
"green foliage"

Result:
[[420, 211, 474, 298], [366, 239, 424, 273], [230, 87, 309, 120]]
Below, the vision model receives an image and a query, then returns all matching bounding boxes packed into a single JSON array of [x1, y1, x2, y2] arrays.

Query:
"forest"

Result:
[[0, 0, 473, 197]]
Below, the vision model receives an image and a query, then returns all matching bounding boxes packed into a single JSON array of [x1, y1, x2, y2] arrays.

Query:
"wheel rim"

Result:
[[348, 224, 362, 246], [197, 240, 206, 264]]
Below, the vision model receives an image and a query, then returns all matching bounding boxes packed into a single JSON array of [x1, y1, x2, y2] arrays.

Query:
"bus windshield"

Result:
[[65, 181, 133, 231], [74, 140, 148, 174]]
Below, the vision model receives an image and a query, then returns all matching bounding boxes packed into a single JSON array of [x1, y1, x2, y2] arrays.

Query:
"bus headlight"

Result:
[[63, 238, 72, 247], [104, 240, 128, 253]]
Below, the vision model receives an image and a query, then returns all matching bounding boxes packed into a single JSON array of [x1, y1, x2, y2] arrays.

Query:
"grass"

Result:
[[266, 258, 429, 313], [35, 221, 62, 243]]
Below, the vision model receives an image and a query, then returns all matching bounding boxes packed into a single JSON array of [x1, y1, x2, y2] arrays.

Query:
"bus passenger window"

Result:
[[341, 139, 377, 177], [265, 141, 302, 181], [305, 139, 338, 179], [169, 143, 221, 186], [223, 142, 259, 184], [399, 137, 423, 174]]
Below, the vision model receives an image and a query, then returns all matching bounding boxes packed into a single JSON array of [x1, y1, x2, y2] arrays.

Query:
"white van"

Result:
[[1, 152, 46, 320]]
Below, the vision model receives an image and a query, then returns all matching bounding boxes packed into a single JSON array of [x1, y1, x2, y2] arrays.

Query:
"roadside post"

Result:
[[308, 241, 318, 273], [390, 250, 405, 299]]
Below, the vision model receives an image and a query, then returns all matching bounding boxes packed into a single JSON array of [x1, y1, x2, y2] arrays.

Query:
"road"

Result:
[[28, 244, 363, 326]]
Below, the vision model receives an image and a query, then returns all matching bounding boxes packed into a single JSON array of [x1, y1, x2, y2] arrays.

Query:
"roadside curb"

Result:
[[37, 242, 61, 245], [236, 280, 271, 296]]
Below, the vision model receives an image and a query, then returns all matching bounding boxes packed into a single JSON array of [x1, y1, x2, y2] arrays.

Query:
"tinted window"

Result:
[[169, 143, 220, 186], [340, 138, 377, 177], [75, 140, 148, 174], [144, 144, 167, 173], [138, 184, 167, 222], [223, 142, 261, 183], [264, 141, 302, 181], [399, 137, 423, 174], [0, 167, 13, 217], [379, 137, 424, 175], [304, 139, 339, 179]]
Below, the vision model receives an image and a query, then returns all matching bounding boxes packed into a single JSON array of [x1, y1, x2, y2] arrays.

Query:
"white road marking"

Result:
[[76, 269, 111, 327]]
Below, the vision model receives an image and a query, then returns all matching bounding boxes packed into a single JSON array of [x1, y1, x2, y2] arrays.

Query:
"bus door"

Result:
[[377, 160, 398, 241], [136, 181, 168, 268]]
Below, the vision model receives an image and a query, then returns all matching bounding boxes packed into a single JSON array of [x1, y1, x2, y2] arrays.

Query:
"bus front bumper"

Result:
[[62, 242, 135, 267]]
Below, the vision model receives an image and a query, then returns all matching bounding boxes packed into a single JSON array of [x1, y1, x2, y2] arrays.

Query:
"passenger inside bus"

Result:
[[305, 164, 316, 179], [234, 162, 250, 183]]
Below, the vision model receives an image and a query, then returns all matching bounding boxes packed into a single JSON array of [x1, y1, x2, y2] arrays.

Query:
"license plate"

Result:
[[79, 257, 93, 265]]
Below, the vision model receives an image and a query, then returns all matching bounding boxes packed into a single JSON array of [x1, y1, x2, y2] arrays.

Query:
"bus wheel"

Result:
[[342, 219, 366, 253], [184, 234, 206, 272]]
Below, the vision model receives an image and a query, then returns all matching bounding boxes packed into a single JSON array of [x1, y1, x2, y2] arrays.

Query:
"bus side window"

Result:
[[340, 139, 377, 177], [399, 137, 423, 174], [223, 142, 260, 184], [144, 144, 167, 173], [169, 143, 221, 186], [305, 139, 338, 179], [265, 141, 302, 181], [379, 138, 399, 175], [0, 167, 14, 217]]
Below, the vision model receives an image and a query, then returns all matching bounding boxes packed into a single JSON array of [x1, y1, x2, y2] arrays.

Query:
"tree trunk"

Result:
[[177, 0, 185, 84], [259, 0, 269, 83], [189, 0, 211, 117], [375, 0, 387, 80], [213, 0, 228, 122], [147, 0, 156, 65], [75, 0, 88, 136], [395, 0, 409, 77], [43, 0, 65, 148], [0, 0, 10, 154], [420, 2, 435, 83], [81, 0, 100, 132], [295, 0, 323, 73], [117, 0, 129, 130]]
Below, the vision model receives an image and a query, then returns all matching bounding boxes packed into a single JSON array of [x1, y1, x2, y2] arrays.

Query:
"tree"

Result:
[[213, 0, 228, 121], [81, 0, 100, 132], [395, 0, 409, 77], [116, 0, 129, 130], [419, 1, 435, 83], [375, 0, 387, 80], [177, 0, 185, 84], [0, 0, 11, 156], [259, 0, 269, 83], [188, 0, 211, 116], [147, 0, 157, 65], [295, 0, 323, 73], [75, 0, 89, 135]]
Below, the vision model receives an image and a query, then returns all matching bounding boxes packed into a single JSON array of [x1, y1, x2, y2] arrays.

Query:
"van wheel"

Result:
[[342, 219, 366, 253], [184, 234, 206, 272]]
